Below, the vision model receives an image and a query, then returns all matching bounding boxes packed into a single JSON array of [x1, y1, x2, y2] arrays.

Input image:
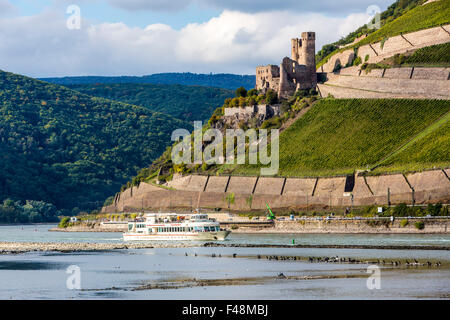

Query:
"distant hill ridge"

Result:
[[0, 69, 192, 211], [40, 73, 256, 90]]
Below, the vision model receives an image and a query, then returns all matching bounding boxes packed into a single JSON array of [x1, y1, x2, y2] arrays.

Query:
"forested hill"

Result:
[[0, 70, 191, 213], [67, 83, 234, 123], [40, 73, 256, 90]]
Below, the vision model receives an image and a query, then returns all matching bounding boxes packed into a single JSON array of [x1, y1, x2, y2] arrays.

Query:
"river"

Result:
[[0, 224, 449, 299]]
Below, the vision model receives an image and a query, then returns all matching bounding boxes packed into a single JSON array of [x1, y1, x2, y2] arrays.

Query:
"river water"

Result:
[[0, 224, 449, 299]]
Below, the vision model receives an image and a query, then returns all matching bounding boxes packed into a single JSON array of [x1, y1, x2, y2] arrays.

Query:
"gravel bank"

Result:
[[0, 241, 198, 254]]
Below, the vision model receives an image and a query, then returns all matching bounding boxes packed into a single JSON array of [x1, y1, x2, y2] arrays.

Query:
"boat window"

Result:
[[215, 226, 220, 231], [128, 224, 133, 231], [148, 228, 152, 233]]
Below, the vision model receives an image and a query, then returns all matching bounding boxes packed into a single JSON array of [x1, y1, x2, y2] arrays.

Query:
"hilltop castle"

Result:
[[256, 32, 317, 99]]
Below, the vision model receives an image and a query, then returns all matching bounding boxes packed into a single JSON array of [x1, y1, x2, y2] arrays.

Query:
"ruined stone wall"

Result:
[[223, 104, 281, 119], [256, 65, 280, 92], [102, 169, 450, 213], [257, 31, 317, 97]]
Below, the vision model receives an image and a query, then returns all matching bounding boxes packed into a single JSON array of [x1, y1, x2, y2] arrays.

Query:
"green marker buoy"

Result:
[[292, 239, 295, 245]]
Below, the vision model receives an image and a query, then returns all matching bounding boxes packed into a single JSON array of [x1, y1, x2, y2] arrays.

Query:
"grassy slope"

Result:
[[317, 0, 450, 69], [67, 83, 234, 123], [374, 112, 450, 173], [228, 99, 449, 177]]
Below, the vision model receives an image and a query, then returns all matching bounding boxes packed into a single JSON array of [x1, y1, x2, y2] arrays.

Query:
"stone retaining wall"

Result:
[[318, 67, 450, 99], [319, 24, 450, 72], [102, 169, 450, 212]]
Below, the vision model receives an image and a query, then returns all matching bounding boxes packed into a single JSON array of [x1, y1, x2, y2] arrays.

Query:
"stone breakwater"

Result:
[[1, 241, 448, 254], [0, 241, 197, 254]]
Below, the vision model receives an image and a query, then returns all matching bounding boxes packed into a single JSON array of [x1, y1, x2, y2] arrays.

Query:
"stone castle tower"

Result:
[[256, 31, 317, 99], [291, 32, 316, 79]]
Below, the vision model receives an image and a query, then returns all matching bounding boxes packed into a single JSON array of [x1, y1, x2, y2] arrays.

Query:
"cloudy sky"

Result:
[[0, 0, 394, 77]]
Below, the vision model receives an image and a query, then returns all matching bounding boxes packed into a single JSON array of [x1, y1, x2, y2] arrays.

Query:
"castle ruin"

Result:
[[256, 32, 317, 99]]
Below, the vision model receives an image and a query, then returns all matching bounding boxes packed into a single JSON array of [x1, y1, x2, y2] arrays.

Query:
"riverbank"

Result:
[[52, 217, 450, 234]]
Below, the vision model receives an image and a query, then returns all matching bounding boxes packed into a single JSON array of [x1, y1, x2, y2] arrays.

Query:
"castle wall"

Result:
[[256, 65, 280, 92], [223, 104, 281, 118], [257, 31, 317, 97]]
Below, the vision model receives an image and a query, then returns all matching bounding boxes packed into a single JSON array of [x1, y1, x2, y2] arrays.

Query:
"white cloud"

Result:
[[107, 0, 192, 12], [0, 8, 371, 77], [0, 0, 15, 16], [106, 0, 393, 14]]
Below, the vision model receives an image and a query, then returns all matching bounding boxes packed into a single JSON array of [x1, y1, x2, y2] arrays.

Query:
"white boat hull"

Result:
[[123, 230, 230, 241]]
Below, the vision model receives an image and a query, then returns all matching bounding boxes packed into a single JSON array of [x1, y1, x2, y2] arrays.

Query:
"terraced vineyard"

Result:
[[374, 112, 450, 173], [403, 42, 450, 66], [317, 0, 450, 69], [356, 0, 450, 47], [228, 98, 449, 177]]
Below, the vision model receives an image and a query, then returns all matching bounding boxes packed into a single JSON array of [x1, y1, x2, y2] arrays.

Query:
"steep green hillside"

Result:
[[356, 0, 450, 47], [375, 113, 450, 173], [227, 99, 449, 177], [0, 70, 191, 212], [316, 0, 424, 64], [67, 83, 234, 122], [317, 0, 450, 68]]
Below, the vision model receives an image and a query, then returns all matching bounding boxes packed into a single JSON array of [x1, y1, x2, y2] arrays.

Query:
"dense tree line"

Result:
[[67, 83, 234, 123], [0, 70, 191, 214], [0, 199, 60, 223]]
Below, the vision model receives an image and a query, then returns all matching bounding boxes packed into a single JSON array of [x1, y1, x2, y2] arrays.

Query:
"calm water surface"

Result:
[[0, 224, 449, 299]]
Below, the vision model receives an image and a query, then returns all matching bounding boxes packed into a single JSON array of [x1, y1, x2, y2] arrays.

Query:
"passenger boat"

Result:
[[123, 213, 231, 241]]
